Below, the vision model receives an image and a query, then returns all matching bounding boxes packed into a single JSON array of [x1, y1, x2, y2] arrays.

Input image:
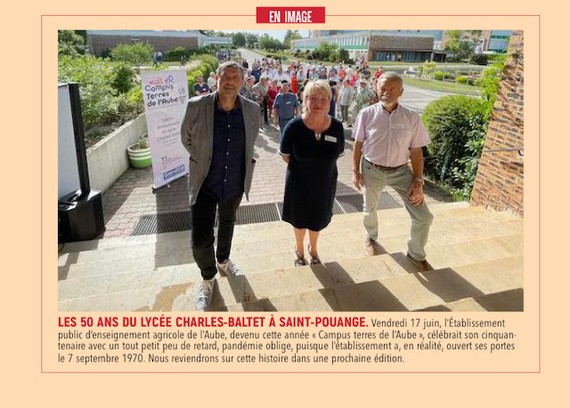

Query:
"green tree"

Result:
[[338, 48, 350, 63], [110, 42, 154, 69], [313, 41, 337, 61], [283, 30, 302, 49], [245, 33, 259, 48], [58, 30, 87, 57], [444, 30, 480, 61], [111, 63, 136, 94], [233, 32, 246, 47], [259, 34, 284, 51]]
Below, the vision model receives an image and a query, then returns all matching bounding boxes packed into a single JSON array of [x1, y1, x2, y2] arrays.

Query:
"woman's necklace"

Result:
[[305, 114, 329, 141]]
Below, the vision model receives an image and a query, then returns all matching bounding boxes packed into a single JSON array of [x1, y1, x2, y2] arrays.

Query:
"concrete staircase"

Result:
[[58, 202, 524, 312]]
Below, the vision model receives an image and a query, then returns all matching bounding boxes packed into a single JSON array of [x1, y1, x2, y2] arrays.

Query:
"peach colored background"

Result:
[[5, 0, 562, 406]]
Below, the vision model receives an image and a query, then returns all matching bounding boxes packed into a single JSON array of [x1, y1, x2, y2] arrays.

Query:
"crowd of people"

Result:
[[182, 58, 433, 311], [191, 56, 388, 130]]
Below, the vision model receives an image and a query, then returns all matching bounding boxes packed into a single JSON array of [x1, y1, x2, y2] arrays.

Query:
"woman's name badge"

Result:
[[324, 135, 336, 143]]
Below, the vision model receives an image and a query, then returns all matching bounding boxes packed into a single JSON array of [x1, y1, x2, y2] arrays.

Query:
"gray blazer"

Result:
[[180, 92, 260, 206]]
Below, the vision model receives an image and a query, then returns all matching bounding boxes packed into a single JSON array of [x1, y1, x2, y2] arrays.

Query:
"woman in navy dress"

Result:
[[280, 80, 345, 267]]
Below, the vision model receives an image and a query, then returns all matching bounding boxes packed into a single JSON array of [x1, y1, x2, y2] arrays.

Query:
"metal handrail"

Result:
[[483, 147, 524, 156]]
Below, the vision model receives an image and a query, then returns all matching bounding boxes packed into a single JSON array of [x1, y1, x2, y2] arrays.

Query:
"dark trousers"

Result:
[[191, 190, 242, 280], [262, 97, 269, 123]]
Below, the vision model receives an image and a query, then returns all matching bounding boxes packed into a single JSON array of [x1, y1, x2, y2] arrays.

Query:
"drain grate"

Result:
[[132, 211, 192, 236], [336, 192, 401, 213], [130, 193, 402, 236], [336, 194, 362, 213], [332, 200, 345, 215], [236, 203, 280, 225]]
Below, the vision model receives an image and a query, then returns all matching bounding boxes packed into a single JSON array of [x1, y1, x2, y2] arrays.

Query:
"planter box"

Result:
[[86, 114, 148, 192]]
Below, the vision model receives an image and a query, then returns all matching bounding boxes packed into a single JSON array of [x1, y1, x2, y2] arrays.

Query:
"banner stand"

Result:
[[141, 70, 190, 190]]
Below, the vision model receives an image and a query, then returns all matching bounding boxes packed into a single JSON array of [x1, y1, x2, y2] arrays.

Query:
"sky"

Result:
[[223, 30, 310, 42]]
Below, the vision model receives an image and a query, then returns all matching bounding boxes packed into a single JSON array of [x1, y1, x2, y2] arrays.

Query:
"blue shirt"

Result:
[[201, 97, 246, 201], [193, 82, 210, 96], [274, 92, 299, 120], [251, 68, 261, 82]]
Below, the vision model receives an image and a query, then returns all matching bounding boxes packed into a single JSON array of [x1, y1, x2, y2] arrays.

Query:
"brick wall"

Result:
[[470, 30, 524, 215], [369, 35, 434, 51]]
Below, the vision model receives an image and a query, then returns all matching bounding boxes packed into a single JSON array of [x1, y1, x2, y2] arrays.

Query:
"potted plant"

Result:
[[127, 134, 152, 168]]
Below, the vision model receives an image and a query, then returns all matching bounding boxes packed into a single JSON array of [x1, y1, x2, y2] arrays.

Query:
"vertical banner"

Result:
[[141, 70, 189, 189]]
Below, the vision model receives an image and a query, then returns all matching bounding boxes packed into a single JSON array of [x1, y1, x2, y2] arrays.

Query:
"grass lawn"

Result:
[[403, 76, 482, 96]]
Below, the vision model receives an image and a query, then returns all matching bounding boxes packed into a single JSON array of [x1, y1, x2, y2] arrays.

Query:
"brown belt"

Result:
[[364, 158, 406, 172]]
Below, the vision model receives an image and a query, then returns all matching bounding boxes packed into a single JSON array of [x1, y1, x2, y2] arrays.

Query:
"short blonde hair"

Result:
[[303, 79, 332, 100]]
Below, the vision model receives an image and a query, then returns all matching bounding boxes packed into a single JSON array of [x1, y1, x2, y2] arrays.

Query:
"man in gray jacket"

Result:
[[181, 61, 260, 310]]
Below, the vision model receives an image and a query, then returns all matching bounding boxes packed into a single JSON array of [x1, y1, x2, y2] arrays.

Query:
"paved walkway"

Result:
[[100, 124, 453, 238]]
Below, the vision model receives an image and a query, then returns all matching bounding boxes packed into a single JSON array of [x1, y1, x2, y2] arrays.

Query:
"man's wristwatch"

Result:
[[414, 177, 425, 185]]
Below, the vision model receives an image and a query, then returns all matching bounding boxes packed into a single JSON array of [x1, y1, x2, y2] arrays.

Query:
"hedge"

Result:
[[186, 54, 219, 93], [422, 94, 488, 199]]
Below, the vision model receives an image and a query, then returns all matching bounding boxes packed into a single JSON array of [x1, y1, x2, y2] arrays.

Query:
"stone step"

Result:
[[58, 206, 521, 270], [59, 201, 473, 254], [58, 214, 522, 283], [235, 203, 517, 237], [418, 288, 524, 312], [58, 231, 522, 310], [57, 202, 524, 312], [221, 256, 523, 312]]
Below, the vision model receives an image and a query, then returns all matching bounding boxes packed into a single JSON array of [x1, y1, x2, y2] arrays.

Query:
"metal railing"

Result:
[[483, 147, 524, 156]]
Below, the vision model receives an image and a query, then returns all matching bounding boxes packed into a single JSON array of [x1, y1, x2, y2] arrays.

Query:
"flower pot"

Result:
[[127, 143, 152, 169]]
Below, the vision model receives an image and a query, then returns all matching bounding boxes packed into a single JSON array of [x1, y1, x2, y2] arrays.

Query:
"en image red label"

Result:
[[256, 7, 326, 24]]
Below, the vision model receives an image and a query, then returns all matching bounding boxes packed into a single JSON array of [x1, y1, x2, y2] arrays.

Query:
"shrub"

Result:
[[420, 61, 437, 79], [100, 48, 112, 59], [58, 54, 145, 130], [469, 53, 489, 65], [165, 46, 188, 62], [186, 55, 219, 93], [58, 54, 119, 128], [433, 71, 445, 81], [476, 56, 506, 119], [337, 48, 350, 64], [422, 95, 488, 199], [117, 86, 144, 121], [455, 75, 469, 84], [112, 63, 135, 94], [110, 42, 153, 68]]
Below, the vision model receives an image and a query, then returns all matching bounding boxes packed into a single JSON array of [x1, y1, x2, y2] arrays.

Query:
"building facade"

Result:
[[86, 30, 231, 56], [441, 30, 513, 54], [293, 30, 511, 62], [292, 30, 441, 62]]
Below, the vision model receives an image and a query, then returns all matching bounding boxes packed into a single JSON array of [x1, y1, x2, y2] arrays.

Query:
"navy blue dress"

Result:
[[280, 117, 345, 231]]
